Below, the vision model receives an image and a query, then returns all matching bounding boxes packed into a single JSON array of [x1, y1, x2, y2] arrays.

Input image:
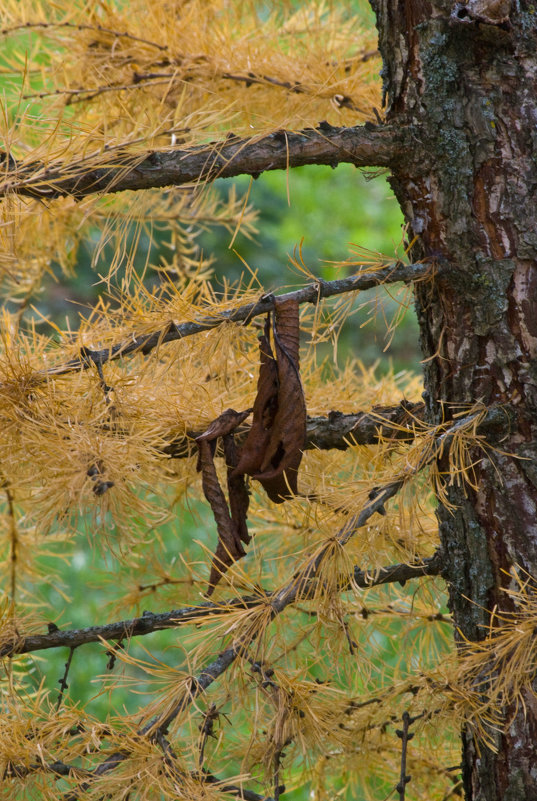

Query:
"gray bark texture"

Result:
[[370, 0, 537, 798]]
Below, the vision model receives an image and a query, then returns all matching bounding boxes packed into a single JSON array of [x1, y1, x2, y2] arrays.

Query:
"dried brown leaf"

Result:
[[196, 437, 246, 595], [196, 407, 253, 443], [224, 433, 251, 546], [232, 317, 279, 477], [234, 298, 306, 503], [255, 298, 306, 502], [195, 407, 251, 471]]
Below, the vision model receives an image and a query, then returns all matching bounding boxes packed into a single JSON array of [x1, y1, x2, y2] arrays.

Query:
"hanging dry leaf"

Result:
[[234, 298, 306, 503], [256, 297, 306, 501], [232, 317, 279, 478], [224, 434, 251, 547], [196, 408, 253, 443], [196, 408, 252, 594], [197, 438, 245, 593]]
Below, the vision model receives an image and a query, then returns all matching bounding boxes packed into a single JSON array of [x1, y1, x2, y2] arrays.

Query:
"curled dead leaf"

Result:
[[232, 318, 279, 478], [234, 297, 306, 503], [195, 408, 252, 594], [196, 407, 252, 443]]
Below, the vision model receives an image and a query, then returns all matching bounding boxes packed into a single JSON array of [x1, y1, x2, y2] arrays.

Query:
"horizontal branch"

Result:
[[43, 261, 431, 379], [304, 403, 425, 449], [163, 401, 426, 458], [352, 550, 444, 589], [1, 553, 442, 658], [3, 122, 411, 200], [1, 595, 261, 657]]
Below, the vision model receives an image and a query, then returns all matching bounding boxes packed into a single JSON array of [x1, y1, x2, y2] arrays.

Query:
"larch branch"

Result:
[[0, 595, 261, 657], [1, 553, 442, 658], [2, 123, 411, 200], [43, 261, 432, 379], [7, 409, 507, 783], [165, 401, 426, 459]]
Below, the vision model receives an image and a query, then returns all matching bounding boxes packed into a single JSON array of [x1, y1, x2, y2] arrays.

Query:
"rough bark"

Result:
[[370, 1, 537, 798]]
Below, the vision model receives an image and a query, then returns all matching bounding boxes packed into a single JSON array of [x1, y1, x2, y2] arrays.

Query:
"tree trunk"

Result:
[[370, 1, 537, 798]]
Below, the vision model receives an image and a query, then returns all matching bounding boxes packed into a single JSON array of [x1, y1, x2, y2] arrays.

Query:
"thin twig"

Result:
[[105, 639, 124, 670], [198, 703, 220, 770], [56, 647, 75, 710], [25, 76, 175, 103], [0, 593, 262, 657], [396, 711, 414, 801], [39, 66, 370, 114], [273, 746, 287, 801], [1, 20, 168, 50]]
